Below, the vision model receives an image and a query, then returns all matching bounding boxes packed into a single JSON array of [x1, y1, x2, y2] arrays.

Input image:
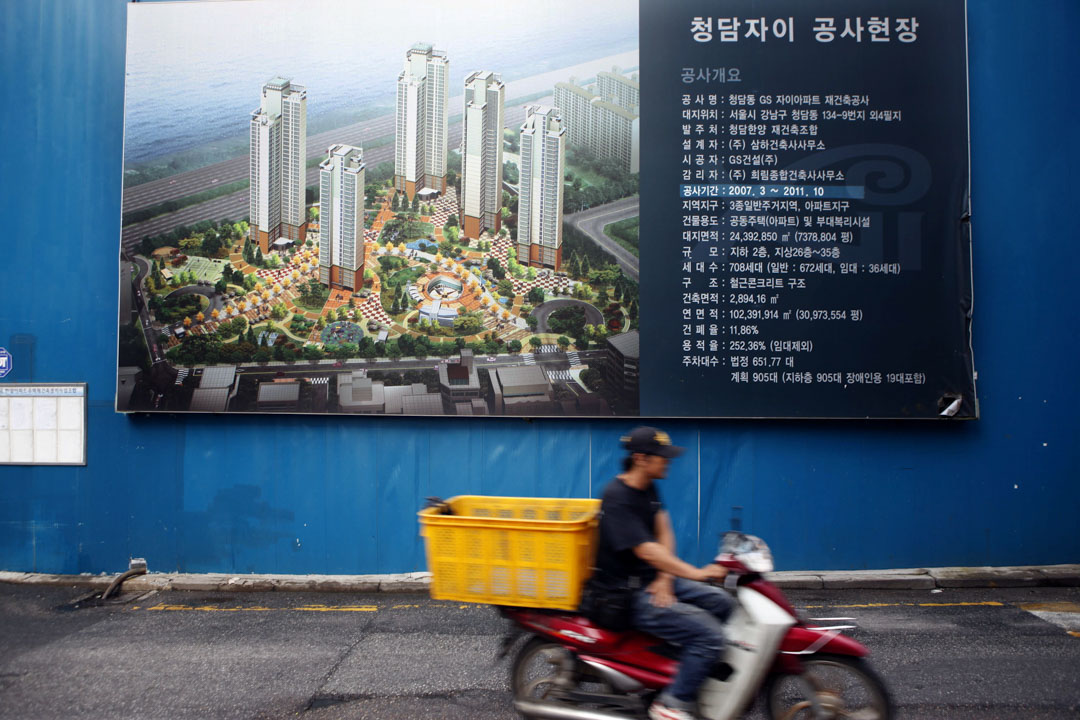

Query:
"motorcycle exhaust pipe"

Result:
[[513, 699, 628, 720]]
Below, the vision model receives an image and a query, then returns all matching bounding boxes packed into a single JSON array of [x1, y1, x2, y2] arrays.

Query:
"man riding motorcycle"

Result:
[[587, 427, 732, 720]]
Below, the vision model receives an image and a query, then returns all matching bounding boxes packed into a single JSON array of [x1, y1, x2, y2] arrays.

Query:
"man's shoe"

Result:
[[648, 700, 695, 720]]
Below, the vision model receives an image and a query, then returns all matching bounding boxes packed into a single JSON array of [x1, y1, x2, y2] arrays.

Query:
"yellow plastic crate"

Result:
[[418, 495, 601, 610]]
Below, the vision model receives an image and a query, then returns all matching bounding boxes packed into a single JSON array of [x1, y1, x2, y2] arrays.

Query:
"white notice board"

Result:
[[0, 384, 87, 465]]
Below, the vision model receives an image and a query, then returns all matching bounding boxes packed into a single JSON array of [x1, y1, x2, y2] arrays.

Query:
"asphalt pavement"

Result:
[[1, 582, 1077, 719], [565, 196, 641, 281]]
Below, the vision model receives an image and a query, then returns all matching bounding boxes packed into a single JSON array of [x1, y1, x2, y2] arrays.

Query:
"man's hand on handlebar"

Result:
[[695, 563, 729, 584]]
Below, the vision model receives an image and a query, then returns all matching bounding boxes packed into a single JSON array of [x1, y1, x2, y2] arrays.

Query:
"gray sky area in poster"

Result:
[[124, 0, 636, 165]]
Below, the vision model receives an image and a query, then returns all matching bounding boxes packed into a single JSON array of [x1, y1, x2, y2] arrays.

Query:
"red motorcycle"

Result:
[[499, 532, 893, 720]]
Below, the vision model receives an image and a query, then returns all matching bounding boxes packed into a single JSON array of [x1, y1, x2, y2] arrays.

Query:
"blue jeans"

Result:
[[632, 577, 735, 707]]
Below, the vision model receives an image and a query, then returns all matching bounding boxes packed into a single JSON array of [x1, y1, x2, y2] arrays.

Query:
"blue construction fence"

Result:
[[0, 0, 1077, 575]]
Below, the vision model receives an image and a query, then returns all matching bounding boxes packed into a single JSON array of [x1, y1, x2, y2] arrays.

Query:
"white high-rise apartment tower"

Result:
[[249, 77, 307, 254], [395, 44, 448, 201], [517, 105, 566, 270], [460, 71, 505, 240], [318, 145, 366, 292]]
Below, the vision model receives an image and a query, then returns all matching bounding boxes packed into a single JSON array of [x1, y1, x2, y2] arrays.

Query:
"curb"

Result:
[[0, 571, 433, 594], [1, 565, 1078, 594]]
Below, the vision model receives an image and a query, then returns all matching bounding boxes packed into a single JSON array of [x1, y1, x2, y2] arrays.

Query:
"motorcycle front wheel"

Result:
[[765, 654, 893, 720]]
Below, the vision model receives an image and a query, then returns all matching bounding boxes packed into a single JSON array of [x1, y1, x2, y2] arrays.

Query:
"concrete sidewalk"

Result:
[[2, 564, 1078, 594]]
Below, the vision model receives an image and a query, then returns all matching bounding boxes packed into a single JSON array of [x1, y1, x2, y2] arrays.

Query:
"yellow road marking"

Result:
[[294, 605, 378, 612], [919, 602, 1005, 607], [802, 601, 1005, 610], [1018, 602, 1080, 613], [1068, 631, 1080, 639], [139, 601, 489, 613], [145, 604, 376, 613]]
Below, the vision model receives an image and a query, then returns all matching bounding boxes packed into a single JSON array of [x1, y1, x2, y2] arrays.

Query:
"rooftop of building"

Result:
[[408, 43, 446, 58], [593, 98, 639, 122], [257, 380, 300, 404], [495, 365, 551, 396], [554, 81, 595, 99], [523, 105, 564, 133], [189, 387, 231, 413], [263, 77, 306, 95], [401, 392, 445, 415], [597, 70, 640, 90], [321, 144, 365, 170], [438, 352, 480, 391], [200, 365, 236, 389], [338, 373, 386, 411], [606, 329, 639, 359], [382, 384, 421, 414]]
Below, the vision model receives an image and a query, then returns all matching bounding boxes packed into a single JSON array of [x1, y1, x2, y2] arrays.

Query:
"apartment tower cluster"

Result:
[[553, 69, 639, 173], [249, 77, 308, 254], [249, 43, 579, 291]]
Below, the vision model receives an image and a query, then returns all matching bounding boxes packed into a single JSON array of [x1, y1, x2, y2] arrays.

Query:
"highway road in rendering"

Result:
[[122, 113, 398, 213], [533, 299, 604, 333], [564, 195, 640, 281]]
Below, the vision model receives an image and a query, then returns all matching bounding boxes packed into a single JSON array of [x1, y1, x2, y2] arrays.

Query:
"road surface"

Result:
[[532, 298, 604, 334], [2, 584, 1077, 719], [565, 195, 640, 280]]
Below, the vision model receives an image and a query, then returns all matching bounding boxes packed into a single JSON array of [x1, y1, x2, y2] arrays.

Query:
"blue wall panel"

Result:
[[0, 0, 1077, 575]]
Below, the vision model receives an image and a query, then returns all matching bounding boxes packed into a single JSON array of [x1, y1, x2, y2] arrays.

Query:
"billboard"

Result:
[[117, 0, 974, 419]]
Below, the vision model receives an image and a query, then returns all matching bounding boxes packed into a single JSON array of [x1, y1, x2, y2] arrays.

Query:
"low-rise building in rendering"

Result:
[[338, 372, 444, 415], [603, 330, 639, 414], [250, 77, 307, 254], [189, 365, 238, 413], [395, 44, 449, 201], [517, 105, 566, 270], [460, 71, 504, 240], [318, 144, 365, 291], [256, 378, 301, 410], [490, 365, 555, 415], [438, 349, 483, 407]]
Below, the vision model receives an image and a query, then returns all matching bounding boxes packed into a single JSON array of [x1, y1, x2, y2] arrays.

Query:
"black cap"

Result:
[[621, 426, 684, 458]]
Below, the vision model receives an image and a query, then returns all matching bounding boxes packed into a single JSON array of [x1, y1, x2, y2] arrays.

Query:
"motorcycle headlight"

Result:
[[739, 547, 774, 573], [719, 532, 774, 572]]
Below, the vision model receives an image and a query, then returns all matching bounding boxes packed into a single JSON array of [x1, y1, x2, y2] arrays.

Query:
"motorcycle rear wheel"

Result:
[[765, 654, 893, 720], [510, 637, 621, 719]]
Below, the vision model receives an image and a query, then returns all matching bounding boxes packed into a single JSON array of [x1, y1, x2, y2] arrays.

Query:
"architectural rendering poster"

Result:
[[117, 0, 975, 419]]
